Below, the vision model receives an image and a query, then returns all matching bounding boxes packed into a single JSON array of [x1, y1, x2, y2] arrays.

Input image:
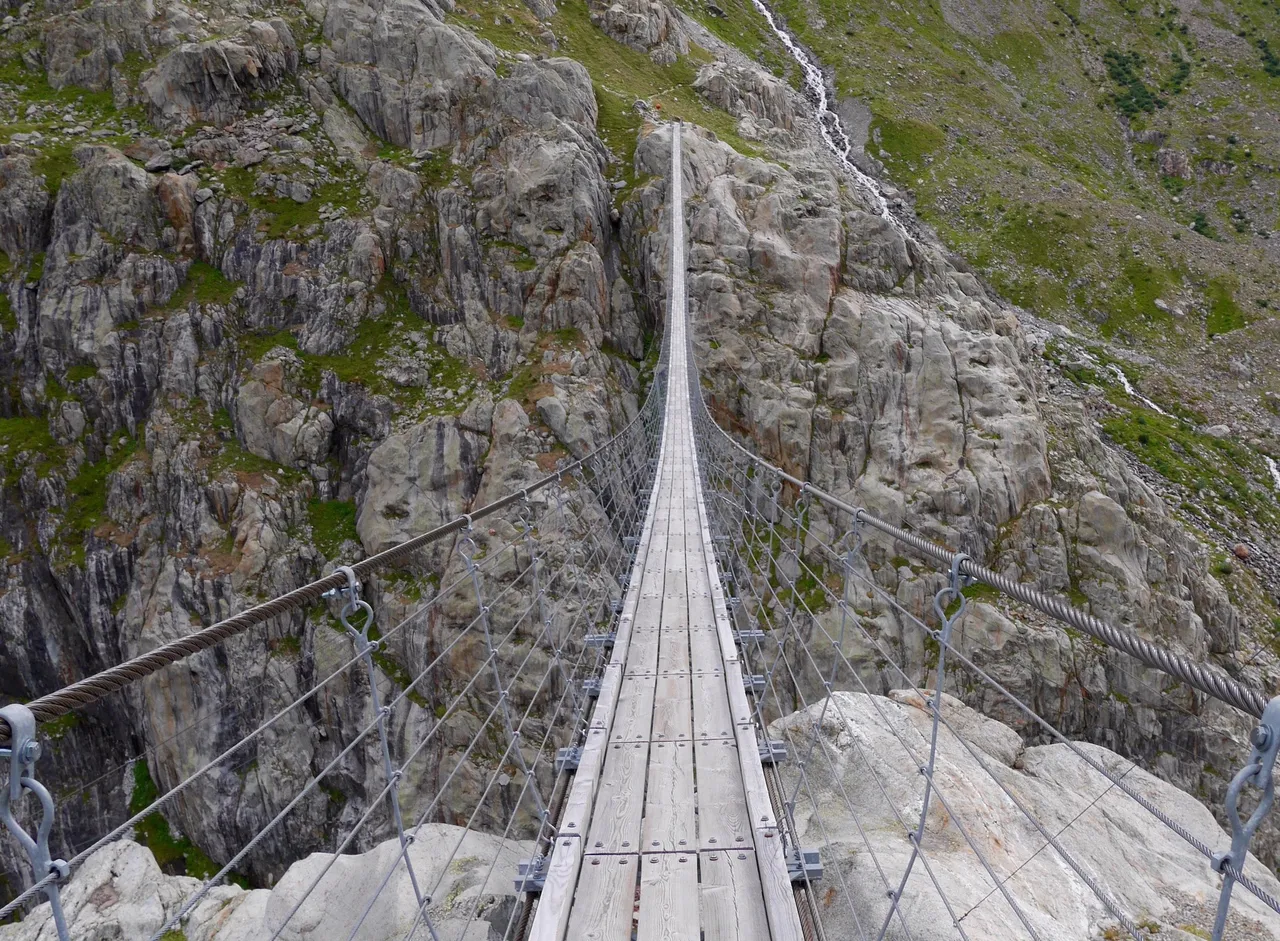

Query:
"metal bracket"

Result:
[[514, 854, 549, 893], [1210, 695, 1280, 940], [582, 677, 603, 699], [609, 598, 624, 615], [585, 632, 617, 649], [555, 746, 583, 773], [734, 630, 766, 645], [0, 704, 69, 940], [726, 596, 743, 611], [743, 674, 766, 696], [758, 740, 788, 765], [787, 847, 822, 884]]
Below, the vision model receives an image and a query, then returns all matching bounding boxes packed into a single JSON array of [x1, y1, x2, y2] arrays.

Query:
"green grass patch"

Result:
[[1102, 407, 1277, 529], [872, 115, 946, 171], [129, 760, 244, 885], [987, 30, 1045, 76], [39, 712, 81, 741], [238, 280, 477, 414], [219, 168, 366, 240], [1206, 277, 1246, 336], [1103, 49, 1162, 116], [0, 415, 61, 483], [239, 328, 299, 363], [308, 498, 359, 558], [32, 141, 79, 197], [58, 438, 140, 567], [164, 261, 240, 310], [65, 364, 98, 382], [1259, 37, 1280, 77]]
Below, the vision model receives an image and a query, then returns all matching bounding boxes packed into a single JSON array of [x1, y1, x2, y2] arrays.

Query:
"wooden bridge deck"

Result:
[[528, 125, 804, 941]]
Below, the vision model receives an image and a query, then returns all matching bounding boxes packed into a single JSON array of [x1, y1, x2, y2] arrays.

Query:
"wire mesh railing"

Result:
[[0, 329, 670, 939], [685, 290, 1280, 938]]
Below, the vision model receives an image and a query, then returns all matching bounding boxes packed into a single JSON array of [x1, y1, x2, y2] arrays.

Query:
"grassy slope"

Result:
[[761, 0, 1280, 354]]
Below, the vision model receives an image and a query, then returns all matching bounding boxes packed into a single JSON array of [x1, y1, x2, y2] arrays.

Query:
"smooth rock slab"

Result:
[[0, 825, 530, 940], [770, 690, 1280, 941]]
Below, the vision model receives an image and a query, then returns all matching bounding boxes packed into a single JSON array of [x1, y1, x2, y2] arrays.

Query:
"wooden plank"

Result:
[[586, 740, 649, 853], [698, 849, 772, 941], [566, 853, 638, 941], [641, 739, 695, 852], [692, 670, 734, 741], [722, 663, 757, 728], [589, 664, 624, 732], [651, 672, 692, 742], [690, 628, 723, 673], [657, 629, 691, 673], [733, 723, 778, 830], [526, 835, 583, 941], [637, 852, 699, 941], [612, 674, 656, 743], [755, 828, 806, 941], [633, 596, 665, 631], [625, 629, 660, 674], [559, 727, 609, 837], [694, 738, 753, 850]]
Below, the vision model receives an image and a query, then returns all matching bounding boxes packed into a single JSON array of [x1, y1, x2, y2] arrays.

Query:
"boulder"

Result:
[[236, 361, 335, 468], [587, 0, 688, 61], [356, 417, 485, 556], [0, 825, 531, 940], [771, 691, 1280, 940], [695, 62, 797, 131], [142, 20, 299, 130]]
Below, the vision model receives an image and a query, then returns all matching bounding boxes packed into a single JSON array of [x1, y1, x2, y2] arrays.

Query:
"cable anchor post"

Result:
[[328, 566, 427, 913], [1211, 695, 1280, 941], [0, 704, 70, 941]]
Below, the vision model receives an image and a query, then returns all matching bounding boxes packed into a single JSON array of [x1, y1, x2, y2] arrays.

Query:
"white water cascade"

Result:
[[1108, 364, 1169, 416], [747, 0, 907, 236]]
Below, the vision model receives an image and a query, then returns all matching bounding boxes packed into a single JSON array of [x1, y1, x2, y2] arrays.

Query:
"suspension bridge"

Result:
[[2, 123, 1280, 941]]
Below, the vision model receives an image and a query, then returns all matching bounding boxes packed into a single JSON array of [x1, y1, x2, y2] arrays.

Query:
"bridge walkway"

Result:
[[528, 126, 804, 941]]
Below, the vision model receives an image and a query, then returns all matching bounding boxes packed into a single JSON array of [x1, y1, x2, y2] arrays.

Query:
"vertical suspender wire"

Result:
[[332, 566, 428, 915], [781, 532, 1135, 939], [711, 455, 878, 941], [451, 607, 604, 941], [179, 553, 545, 941], [876, 554, 969, 941], [461, 524, 551, 835], [259, 595, 531, 940], [402, 552, 610, 941]]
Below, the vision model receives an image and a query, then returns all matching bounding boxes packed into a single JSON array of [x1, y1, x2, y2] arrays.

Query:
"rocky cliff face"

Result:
[[0, 0, 1273, 912]]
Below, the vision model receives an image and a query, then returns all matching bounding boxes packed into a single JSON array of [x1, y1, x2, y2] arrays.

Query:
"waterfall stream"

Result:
[[747, 0, 907, 235]]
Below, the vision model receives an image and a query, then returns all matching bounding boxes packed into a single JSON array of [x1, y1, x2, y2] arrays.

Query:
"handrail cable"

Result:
[[687, 337, 1268, 720]]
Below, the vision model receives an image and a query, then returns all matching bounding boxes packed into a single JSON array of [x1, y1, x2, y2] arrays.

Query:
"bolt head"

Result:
[[1252, 725, 1273, 750], [22, 741, 40, 763]]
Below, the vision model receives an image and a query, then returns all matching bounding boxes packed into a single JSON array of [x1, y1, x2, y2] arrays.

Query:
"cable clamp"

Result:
[[1211, 695, 1280, 939], [0, 704, 69, 940]]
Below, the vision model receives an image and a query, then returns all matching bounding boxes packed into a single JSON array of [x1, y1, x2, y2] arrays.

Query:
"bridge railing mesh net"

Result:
[[685, 321, 1280, 940], [0, 334, 670, 940]]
